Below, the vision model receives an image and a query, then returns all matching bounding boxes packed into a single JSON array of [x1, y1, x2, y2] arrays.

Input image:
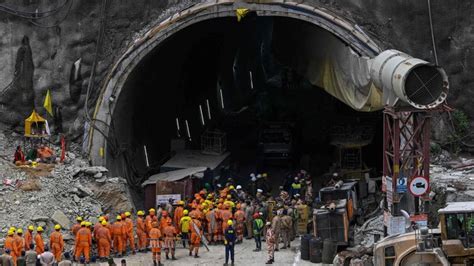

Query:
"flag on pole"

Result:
[[43, 89, 53, 116]]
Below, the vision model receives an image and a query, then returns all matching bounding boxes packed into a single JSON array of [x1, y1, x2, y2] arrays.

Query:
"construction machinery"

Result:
[[373, 201, 474, 266]]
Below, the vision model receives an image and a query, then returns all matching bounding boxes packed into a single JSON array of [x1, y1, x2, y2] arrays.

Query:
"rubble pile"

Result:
[[0, 131, 134, 245]]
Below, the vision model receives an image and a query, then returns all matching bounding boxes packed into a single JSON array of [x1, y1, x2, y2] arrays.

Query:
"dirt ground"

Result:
[[103, 238, 320, 266]]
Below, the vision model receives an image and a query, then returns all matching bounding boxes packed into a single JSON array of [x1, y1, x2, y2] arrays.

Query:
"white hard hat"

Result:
[[251, 177, 257, 182], [266, 222, 271, 226], [257, 189, 263, 193], [250, 173, 256, 178], [257, 174, 262, 178], [236, 185, 242, 190]]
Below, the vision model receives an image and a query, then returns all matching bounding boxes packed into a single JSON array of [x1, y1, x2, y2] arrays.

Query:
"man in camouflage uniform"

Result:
[[271, 210, 282, 251], [265, 222, 275, 264], [280, 209, 293, 249]]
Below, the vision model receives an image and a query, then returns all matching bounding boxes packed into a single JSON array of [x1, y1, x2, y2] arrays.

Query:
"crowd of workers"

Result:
[[1, 170, 312, 266]]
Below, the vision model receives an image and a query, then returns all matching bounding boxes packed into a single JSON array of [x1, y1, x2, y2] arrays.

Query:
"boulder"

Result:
[[51, 211, 71, 230]]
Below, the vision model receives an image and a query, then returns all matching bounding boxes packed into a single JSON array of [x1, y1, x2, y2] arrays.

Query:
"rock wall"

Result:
[[0, 0, 472, 138]]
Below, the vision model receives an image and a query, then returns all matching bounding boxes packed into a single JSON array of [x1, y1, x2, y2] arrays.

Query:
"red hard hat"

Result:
[[253, 213, 260, 219]]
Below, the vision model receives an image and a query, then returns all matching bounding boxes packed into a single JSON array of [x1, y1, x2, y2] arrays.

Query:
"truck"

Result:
[[373, 201, 474, 266]]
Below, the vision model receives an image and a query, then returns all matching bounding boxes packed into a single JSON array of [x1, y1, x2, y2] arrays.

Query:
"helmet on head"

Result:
[[17, 229, 23, 234], [54, 224, 61, 230], [227, 220, 233, 226], [178, 200, 184, 205], [80, 221, 86, 226], [236, 185, 242, 190], [262, 173, 268, 177], [37, 226, 44, 232], [229, 185, 235, 190], [28, 225, 34, 231], [76, 217, 83, 222], [7, 230, 14, 236], [125, 212, 131, 217], [183, 210, 189, 215], [253, 213, 260, 219], [9, 227, 16, 232], [116, 215, 122, 220], [98, 216, 104, 222], [101, 220, 107, 226], [137, 210, 145, 216], [86, 222, 92, 227], [149, 208, 156, 213], [226, 194, 231, 199]]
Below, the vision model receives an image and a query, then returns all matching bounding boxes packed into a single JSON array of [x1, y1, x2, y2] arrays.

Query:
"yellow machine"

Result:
[[373, 202, 474, 266]]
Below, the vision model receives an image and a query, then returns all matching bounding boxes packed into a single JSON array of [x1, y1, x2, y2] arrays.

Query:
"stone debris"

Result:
[[0, 131, 135, 247]]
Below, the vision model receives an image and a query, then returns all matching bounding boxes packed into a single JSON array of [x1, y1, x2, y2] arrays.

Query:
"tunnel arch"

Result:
[[87, 0, 383, 172]]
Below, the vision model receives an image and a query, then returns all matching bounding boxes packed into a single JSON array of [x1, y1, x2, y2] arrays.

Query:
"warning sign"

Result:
[[409, 176, 429, 197]]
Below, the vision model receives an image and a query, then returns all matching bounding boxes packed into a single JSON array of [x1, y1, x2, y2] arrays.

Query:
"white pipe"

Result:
[[249, 71, 254, 89], [176, 117, 181, 137], [143, 145, 149, 167], [185, 120, 191, 141], [219, 89, 225, 109], [206, 99, 212, 120], [199, 105, 205, 125]]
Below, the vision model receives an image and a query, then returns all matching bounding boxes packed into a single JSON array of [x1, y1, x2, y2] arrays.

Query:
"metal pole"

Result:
[[144, 145, 150, 167]]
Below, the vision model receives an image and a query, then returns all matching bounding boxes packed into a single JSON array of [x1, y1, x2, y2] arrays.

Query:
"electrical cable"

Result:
[[27, 0, 73, 28], [0, 0, 71, 19], [427, 0, 439, 66]]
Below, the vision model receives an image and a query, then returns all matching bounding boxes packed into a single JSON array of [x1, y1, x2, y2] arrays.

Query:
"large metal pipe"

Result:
[[370, 50, 448, 109]]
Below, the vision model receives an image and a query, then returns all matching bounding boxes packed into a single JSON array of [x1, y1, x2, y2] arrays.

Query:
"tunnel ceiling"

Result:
[[88, 1, 383, 170]]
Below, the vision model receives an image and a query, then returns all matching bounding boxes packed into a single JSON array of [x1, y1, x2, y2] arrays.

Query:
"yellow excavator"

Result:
[[373, 202, 474, 266]]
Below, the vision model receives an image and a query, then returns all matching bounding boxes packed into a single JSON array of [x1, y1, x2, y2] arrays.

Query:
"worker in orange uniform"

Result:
[[173, 201, 185, 232], [163, 220, 178, 260], [124, 212, 136, 254], [50, 225, 64, 262], [221, 204, 233, 237], [35, 226, 45, 254], [136, 211, 147, 252], [5, 230, 16, 263], [159, 211, 172, 232], [206, 207, 218, 245], [96, 220, 112, 260], [189, 212, 203, 258], [72, 217, 83, 237], [111, 215, 126, 257], [24, 226, 34, 250], [234, 204, 246, 243], [94, 217, 105, 239], [14, 228, 25, 262], [75, 222, 92, 262], [149, 222, 163, 266], [146, 208, 158, 247], [215, 203, 224, 244]]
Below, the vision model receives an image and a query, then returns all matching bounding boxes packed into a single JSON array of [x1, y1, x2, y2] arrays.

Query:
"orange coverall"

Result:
[[14, 234, 25, 262], [35, 233, 45, 254], [50, 231, 64, 262], [160, 216, 172, 232], [125, 218, 135, 251], [111, 221, 126, 255], [75, 227, 92, 262], [136, 217, 147, 250], [189, 219, 202, 248], [4, 235, 16, 262], [24, 230, 33, 250], [149, 228, 162, 263], [95, 226, 112, 258], [173, 206, 184, 231], [71, 223, 81, 237], [234, 209, 246, 241], [221, 209, 233, 232], [163, 224, 177, 257]]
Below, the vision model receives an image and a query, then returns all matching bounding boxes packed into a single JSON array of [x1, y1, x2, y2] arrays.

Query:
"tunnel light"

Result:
[[249, 71, 254, 89], [199, 105, 205, 126], [176, 117, 181, 137], [185, 120, 191, 141], [108, 95, 116, 103], [206, 99, 212, 120], [143, 145, 150, 167], [219, 89, 225, 109]]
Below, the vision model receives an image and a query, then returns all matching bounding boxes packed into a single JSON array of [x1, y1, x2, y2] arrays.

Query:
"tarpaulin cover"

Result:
[[273, 19, 383, 112], [24, 110, 49, 137]]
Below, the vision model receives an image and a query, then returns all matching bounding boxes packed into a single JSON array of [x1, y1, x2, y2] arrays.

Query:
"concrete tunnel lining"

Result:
[[87, 1, 383, 172]]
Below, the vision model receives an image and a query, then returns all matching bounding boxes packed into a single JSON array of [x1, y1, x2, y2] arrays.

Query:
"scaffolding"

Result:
[[201, 130, 227, 155]]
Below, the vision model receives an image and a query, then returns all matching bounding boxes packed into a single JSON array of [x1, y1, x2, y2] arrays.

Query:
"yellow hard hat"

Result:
[[227, 194, 231, 199], [227, 220, 233, 226], [86, 222, 92, 227], [229, 185, 235, 190], [178, 200, 184, 205], [98, 216, 104, 222], [7, 230, 14, 236], [54, 224, 61, 230], [262, 173, 268, 177], [28, 225, 34, 231], [116, 215, 122, 220], [137, 210, 145, 216], [37, 226, 44, 232], [125, 212, 131, 217], [149, 208, 156, 213], [183, 210, 189, 215], [9, 227, 16, 232], [17, 229, 23, 234], [76, 217, 83, 222], [101, 220, 107, 226], [80, 221, 86, 226]]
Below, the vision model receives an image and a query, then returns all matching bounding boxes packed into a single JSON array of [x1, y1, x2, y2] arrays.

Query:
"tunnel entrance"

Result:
[[104, 14, 383, 190]]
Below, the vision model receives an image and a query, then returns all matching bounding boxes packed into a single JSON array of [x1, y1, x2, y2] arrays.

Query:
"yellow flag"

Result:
[[43, 89, 53, 116], [236, 8, 249, 22]]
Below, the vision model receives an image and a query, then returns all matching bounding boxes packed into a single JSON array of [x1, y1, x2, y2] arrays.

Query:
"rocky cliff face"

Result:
[[0, 0, 472, 140]]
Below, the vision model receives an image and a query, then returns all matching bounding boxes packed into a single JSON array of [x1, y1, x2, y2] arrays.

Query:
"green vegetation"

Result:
[[448, 110, 470, 155]]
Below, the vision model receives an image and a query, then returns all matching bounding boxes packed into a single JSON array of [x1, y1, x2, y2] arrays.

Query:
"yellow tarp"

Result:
[[236, 8, 249, 22], [24, 110, 47, 137]]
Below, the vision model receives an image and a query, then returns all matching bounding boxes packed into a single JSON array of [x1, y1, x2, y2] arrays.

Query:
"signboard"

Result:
[[386, 176, 393, 206], [397, 176, 407, 193], [410, 214, 428, 227], [387, 215, 406, 235], [156, 194, 181, 206], [409, 176, 429, 197]]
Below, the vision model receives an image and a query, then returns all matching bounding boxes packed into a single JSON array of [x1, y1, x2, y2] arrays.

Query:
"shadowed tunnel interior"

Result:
[[109, 15, 383, 187]]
